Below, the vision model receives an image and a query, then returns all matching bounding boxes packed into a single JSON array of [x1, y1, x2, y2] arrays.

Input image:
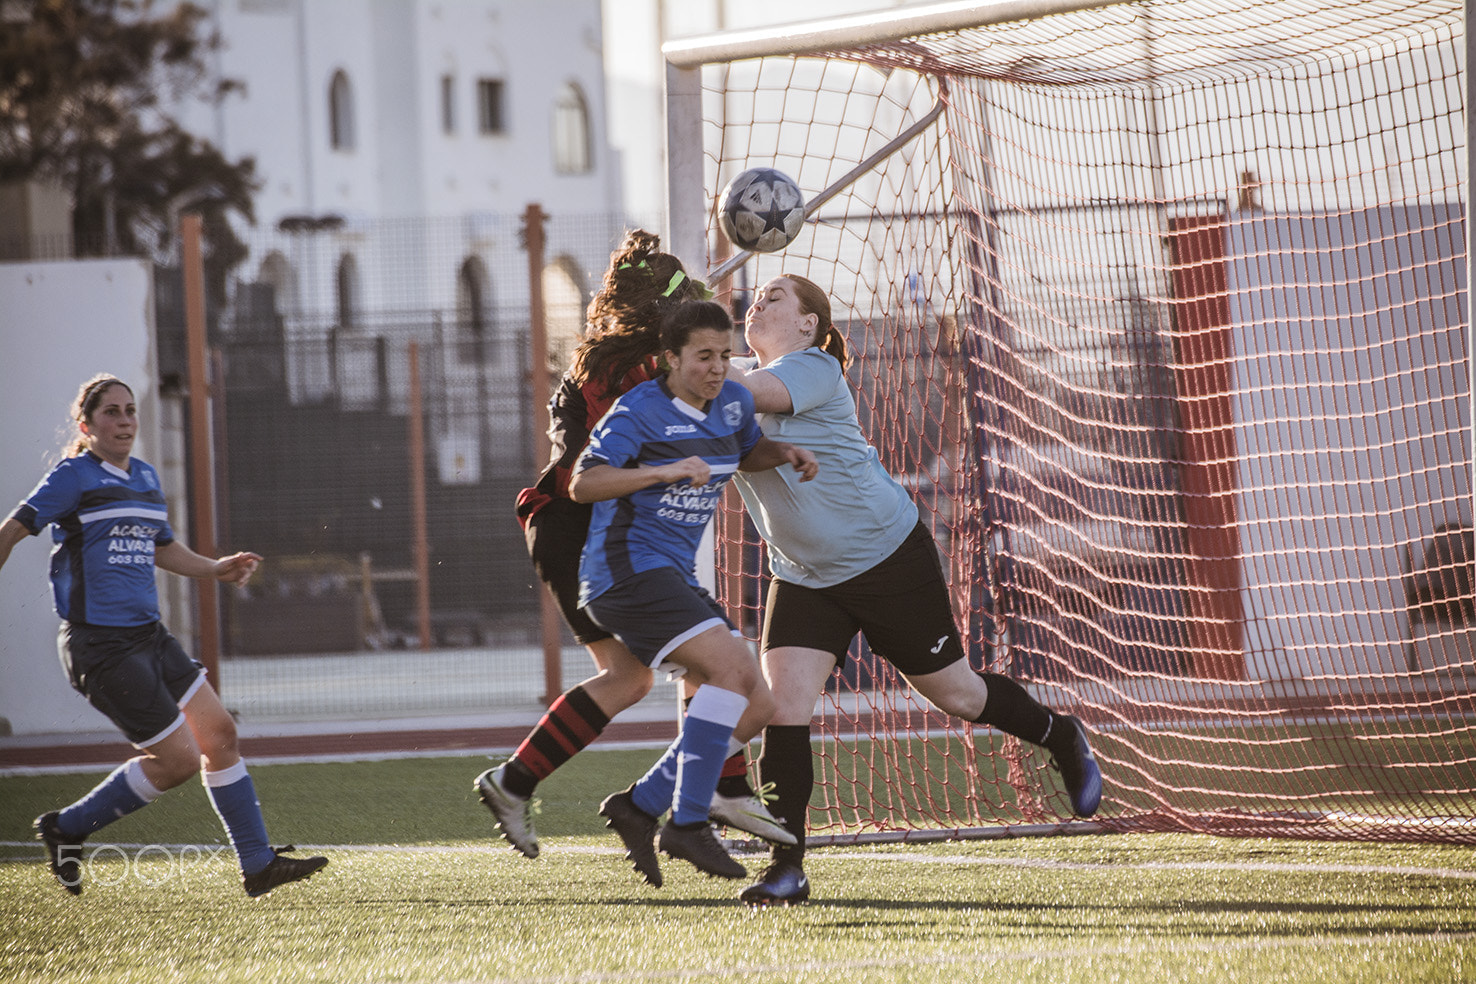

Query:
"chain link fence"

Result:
[[155, 209, 662, 719]]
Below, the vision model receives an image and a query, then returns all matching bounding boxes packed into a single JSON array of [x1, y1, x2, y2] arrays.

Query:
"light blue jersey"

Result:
[[10, 452, 176, 626], [577, 377, 762, 605], [732, 348, 917, 588]]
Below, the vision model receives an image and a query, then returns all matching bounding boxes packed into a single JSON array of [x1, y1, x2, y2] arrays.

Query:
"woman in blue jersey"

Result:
[[571, 299, 817, 885], [477, 231, 790, 860], [0, 375, 327, 898], [727, 275, 1104, 905]]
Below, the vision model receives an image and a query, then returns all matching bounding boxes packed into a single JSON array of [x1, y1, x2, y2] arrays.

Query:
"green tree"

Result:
[[0, 0, 257, 296]]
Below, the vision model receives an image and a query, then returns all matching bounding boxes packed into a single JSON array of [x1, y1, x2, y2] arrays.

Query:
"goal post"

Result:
[[665, 0, 1474, 845]]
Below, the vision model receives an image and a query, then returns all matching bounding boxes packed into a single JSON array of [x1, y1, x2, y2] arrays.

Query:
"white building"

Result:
[[164, 0, 622, 374]]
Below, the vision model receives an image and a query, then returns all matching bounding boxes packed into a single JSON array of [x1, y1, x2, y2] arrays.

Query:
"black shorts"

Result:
[[583, 567, 738, 670], [523, 496, 612, 645], [761, 521, 964, 677], [59, 621, 207, 747]]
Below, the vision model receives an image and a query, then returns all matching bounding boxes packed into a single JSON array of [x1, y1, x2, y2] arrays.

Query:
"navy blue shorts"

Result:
[[761, 522, 964, 676], [523, 497, 612, 645], [59, 621, 207, 747], [583, 567, 739, 670]]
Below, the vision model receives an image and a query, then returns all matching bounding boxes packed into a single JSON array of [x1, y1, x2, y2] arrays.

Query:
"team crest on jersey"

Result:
[[723, 401, 743, 427]]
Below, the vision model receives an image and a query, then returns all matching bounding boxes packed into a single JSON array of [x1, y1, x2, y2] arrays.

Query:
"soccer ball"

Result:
[[718, 167, 806, 253]]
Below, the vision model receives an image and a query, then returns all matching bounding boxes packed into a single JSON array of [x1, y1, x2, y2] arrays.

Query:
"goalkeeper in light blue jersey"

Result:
[[727, 275, 1104, 907]]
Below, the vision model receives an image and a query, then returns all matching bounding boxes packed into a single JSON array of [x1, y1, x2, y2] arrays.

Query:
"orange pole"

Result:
[[524, 203, 563, 704], [180, 214, 221, 690], [408, 342, 432, 651]]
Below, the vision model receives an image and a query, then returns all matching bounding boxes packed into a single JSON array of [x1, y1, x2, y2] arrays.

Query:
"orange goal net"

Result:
[[665, 0, 1474, 844]]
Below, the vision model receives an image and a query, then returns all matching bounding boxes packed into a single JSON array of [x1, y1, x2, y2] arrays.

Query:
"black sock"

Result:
[[975, 672, 1064, 753], [501, 758, 539, 799], [716, 772, 752, 798], [757, 724, 813, 866]]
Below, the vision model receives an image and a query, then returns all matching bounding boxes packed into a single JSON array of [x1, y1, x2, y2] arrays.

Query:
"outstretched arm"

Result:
[[729, 365, 795, 414], [739, 437, 818, 481], [570, 457, 714, 504], [155, 541, 263, 586], [0, 518, 30, 574]]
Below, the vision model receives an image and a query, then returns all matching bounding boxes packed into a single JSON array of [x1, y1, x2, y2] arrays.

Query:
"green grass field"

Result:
[[2, 749, 1474, 983]]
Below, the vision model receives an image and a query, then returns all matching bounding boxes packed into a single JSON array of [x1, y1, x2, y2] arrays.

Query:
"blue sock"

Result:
[[57, 758, 161, 838], [669, 685, 748, 827], [630, 737, 681, 818], [204, 761, 276, 875]]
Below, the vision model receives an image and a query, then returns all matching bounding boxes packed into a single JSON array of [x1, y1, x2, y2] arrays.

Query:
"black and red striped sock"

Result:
[[502, 685, 610, 799], [716, 744, 753, 798]]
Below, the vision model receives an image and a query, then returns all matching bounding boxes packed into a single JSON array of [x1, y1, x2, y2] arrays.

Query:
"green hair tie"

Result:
[[659, 270, 715, 300]]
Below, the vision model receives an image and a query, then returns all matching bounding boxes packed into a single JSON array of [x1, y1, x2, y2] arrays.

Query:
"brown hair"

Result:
[[570, 230, 708, 387], [660, 299, 734, 355], [67, 374, 133, 457], [782, 274, 849, 367]]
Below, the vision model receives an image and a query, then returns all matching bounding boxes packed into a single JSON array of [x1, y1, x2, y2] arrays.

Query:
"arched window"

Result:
[[552, 82, 591, 174], [336, 253, 359, 330], [258, 250, 297, 316], [542, 257, 585, 368], [329, 70, 356, 150], [457, 256, 491, 362]]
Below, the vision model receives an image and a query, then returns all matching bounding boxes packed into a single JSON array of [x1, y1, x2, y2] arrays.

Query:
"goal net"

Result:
[[665, 0, 1474, 844]]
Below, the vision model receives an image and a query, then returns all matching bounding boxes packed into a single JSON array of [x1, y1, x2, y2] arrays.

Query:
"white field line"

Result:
[[458, 931, 1476, 984], [3, 840, 1475, 882], [0, 739, 668, 777]]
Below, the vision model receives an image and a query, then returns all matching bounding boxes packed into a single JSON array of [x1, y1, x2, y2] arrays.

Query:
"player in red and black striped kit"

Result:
[[475, 230, 792, 857]]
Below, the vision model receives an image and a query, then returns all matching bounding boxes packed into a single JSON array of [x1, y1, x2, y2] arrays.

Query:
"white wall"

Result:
[[0, 259, 158, 736]]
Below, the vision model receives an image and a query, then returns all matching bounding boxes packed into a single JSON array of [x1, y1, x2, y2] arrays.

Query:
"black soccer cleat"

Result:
[[657, 820, 746, 880], [243, 846, 329, 898], [34, 811, 85, 896], [599, 789, 663, 888], [740, 861, 811, 906], [1053, 715, 1103, 818]]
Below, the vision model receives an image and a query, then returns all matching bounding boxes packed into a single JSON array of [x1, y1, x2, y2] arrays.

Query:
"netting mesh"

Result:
[[687, 0, 1474, 843]]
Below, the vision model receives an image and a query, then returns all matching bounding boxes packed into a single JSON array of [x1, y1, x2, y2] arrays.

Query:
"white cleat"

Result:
[[476, 764, 540, 858], [710, 785, 798, 846]]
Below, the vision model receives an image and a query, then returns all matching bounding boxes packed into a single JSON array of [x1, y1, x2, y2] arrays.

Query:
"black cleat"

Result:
[[34, 811, 84, 896], [1053, 715, 1103, 818], [657, 821, 746, 880], [243, 846, 329, 898], [599, 790, 663, 887], [740, 861, 811, 906]]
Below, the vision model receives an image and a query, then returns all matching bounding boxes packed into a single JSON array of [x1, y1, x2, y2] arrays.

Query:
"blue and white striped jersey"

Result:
[[9, 452, 176, 626], [577, 377, 761, 605]]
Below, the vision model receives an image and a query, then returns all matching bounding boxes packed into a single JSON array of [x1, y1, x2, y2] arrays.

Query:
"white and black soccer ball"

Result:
[[718, 167, 806, 253]]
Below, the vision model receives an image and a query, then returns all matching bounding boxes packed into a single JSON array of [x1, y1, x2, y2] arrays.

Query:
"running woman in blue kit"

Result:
[[571, 300, 818, 884], [0, 375, 327, 897]]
